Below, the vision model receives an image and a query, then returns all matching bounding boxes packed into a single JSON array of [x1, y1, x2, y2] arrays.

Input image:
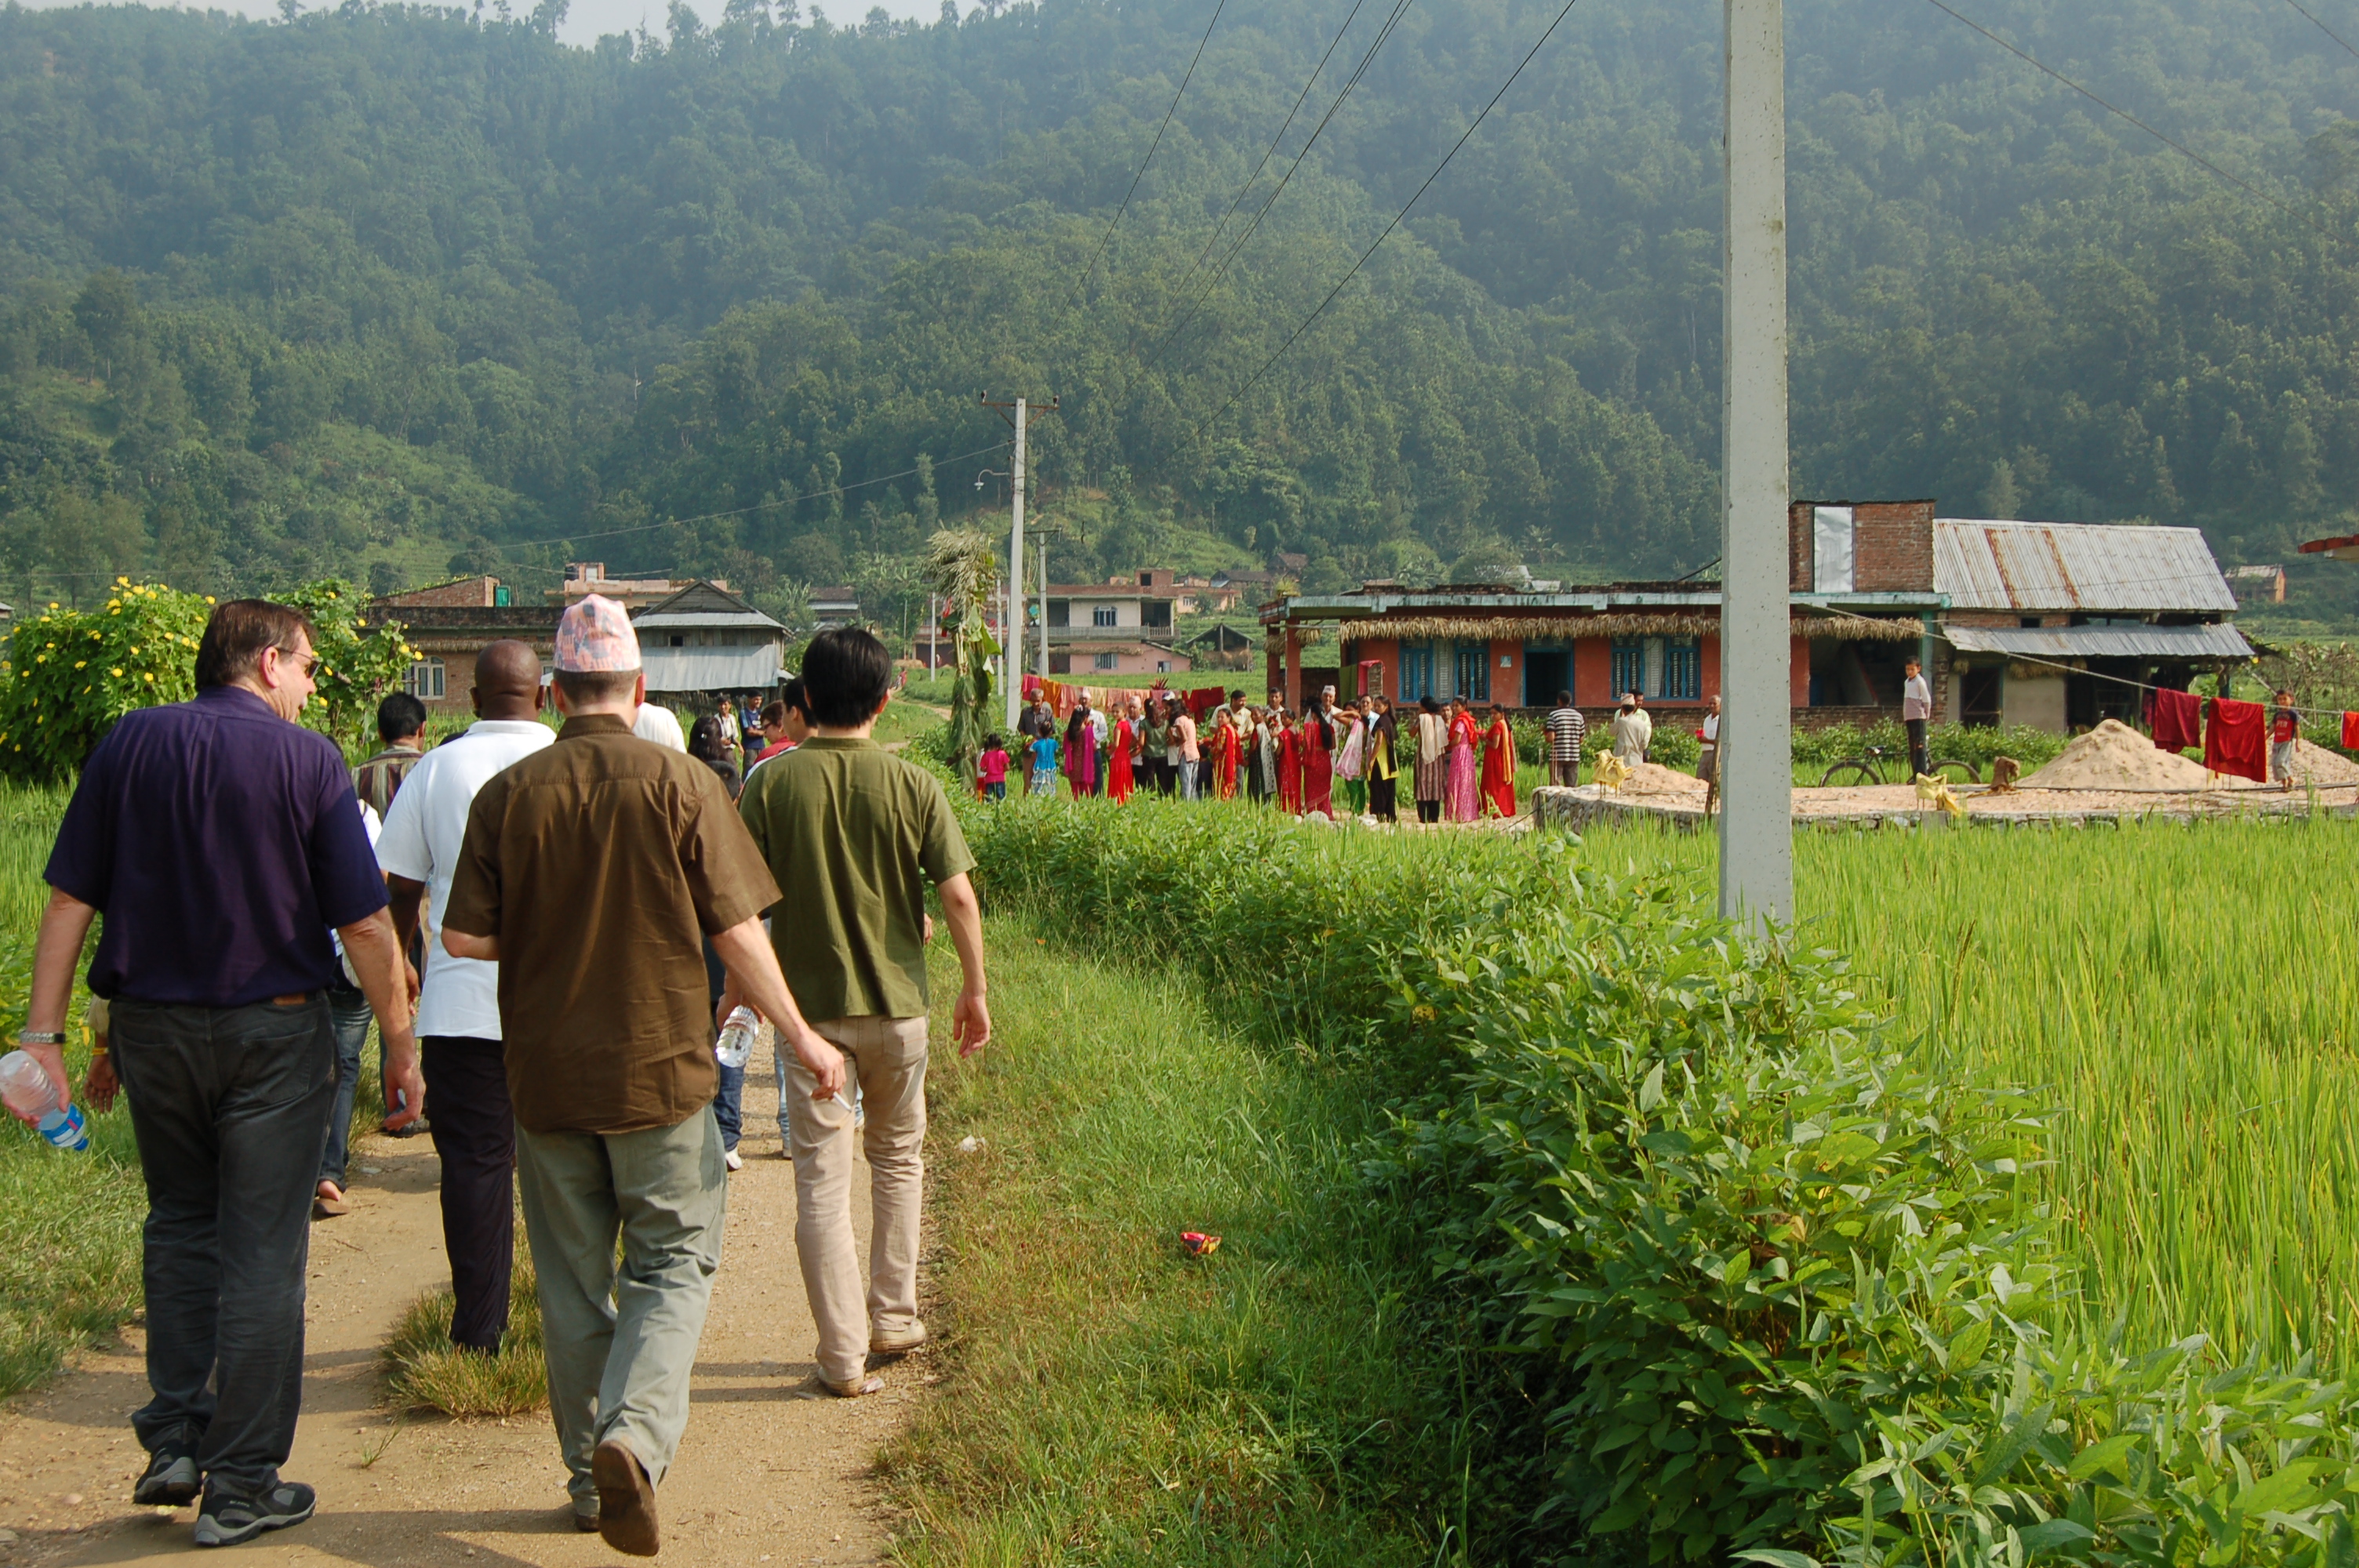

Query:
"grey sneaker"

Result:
[[133, 1443, 200, 1507], [193, 1480, 315, 1547]]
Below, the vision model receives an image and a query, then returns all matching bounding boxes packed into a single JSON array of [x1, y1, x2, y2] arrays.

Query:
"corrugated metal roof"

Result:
[[1941, 623, 2253, 660], [639, 644, 781, 693], [1933, 520, 2237, 612]]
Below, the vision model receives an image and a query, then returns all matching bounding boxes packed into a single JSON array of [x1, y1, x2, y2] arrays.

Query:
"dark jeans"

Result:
[[420, 1036, 516, 1352], [702, 936, 741, 1152], [111, 995, 335, 1495], [1906, 717, 1929, 779], [318, 983, 373, 1188]]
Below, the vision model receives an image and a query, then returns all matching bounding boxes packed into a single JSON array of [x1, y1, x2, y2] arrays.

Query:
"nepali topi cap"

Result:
[[555, 593, 642, 673]]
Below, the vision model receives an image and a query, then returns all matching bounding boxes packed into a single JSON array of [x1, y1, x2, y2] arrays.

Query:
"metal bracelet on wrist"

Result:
[[16, 1030, 65, 1047]]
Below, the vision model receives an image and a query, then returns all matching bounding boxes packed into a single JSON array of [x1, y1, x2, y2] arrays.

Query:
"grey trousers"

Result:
[[514, 1107, 727, 1504]]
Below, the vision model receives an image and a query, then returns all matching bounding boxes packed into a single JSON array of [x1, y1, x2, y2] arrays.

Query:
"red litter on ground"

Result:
[[1180, 1232, 1220, 1257]]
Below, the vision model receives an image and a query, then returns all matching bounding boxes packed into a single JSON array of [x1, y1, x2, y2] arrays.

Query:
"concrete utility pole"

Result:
[[982, 393, 1059, 732], [1037, 535, 1049, 678], [1718, 0, 1793, 929]]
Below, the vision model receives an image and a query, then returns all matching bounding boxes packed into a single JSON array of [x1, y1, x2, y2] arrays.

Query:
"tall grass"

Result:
[[0, 781, 147, 1395], [1583, 815, 2359, 1379]]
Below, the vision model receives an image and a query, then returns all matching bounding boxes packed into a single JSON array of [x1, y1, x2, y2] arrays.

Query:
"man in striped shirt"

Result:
[[1543, 691, 1585, 787]]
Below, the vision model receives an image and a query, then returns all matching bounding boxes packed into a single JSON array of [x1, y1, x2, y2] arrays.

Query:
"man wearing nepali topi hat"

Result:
[[441, 595, 841, 1555]]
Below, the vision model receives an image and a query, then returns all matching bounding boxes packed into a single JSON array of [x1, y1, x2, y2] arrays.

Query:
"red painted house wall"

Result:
[[1488, 639, 1521, 707], [1353, 639, 1398, 702], [1573, 640, 1614, 706]]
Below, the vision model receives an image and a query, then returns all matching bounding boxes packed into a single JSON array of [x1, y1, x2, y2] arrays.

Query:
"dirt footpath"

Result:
[[0, 1063, 918, 1566]]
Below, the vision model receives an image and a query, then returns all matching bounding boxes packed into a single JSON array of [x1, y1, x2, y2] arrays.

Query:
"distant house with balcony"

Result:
[[1259, 499, 2248, 732], [1044, 580, 1190, 675]]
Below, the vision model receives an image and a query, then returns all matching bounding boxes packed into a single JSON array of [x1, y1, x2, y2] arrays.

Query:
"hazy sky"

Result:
[[13, 0, 946, 51]]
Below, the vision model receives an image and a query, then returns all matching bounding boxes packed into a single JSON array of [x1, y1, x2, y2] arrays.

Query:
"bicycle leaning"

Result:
[[1815, 744, 1979, 789]]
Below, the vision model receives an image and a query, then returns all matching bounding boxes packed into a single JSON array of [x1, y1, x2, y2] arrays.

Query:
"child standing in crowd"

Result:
[[978, 734, 1011, 800], [1027, 728, 1061, 796], [2273, 688, 2301, 790]]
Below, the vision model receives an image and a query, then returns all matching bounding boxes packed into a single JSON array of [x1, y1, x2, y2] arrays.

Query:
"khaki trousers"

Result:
[[515, 1107, 726, 1505], [784, 1015, 929, 1387]]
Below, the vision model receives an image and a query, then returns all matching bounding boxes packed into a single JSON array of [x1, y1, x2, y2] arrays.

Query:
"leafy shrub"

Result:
[[0, 582, 209, 780], [963, 797, 2359, 1567], [0, 577, 417, 778]]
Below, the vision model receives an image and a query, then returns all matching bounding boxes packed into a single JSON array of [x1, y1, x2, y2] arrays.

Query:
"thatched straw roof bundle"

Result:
[[1269, 613, 1921, 647]]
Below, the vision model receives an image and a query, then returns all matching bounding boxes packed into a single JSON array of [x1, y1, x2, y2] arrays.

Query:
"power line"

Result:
[[1119, 0, 1398, 379], [1128, 0, 1418, 389], [1202, 0, 1584, 430], [2284, 0, 2359, 61], [1922, 0, 2357, 253], [1067, 0, 1230, 310], [488, 438, 1011, 555]]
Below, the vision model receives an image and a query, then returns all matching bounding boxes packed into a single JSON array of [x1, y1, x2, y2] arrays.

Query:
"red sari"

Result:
[[1445, 711, 1481, 822], [1303, 713, 1334, 818], [1278, 724, 1303, 815], [1216, 720, 1240, 800], [1480, 717, 1517, 818], [1108, 720, 1136, 804]]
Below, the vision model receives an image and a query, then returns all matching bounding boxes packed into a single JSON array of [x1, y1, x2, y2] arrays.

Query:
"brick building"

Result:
[[1260, 499, 2248, 732], [370, 576, 560, 713]]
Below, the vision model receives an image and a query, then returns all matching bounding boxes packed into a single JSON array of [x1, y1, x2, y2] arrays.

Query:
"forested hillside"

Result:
[[4, 0, 2359, 622]]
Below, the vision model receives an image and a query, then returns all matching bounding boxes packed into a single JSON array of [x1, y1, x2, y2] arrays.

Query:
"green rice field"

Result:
[[1583, 813, 2359, 1381]]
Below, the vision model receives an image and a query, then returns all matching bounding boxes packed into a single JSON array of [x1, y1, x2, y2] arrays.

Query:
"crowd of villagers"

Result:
[[987, 687, 1521, 824]]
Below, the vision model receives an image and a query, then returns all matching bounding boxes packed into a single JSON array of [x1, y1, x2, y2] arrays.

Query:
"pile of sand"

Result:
[[1619, 761, 1709, 796], [2018, 717, 2255, 791], [2280, 737, 2359, 786]]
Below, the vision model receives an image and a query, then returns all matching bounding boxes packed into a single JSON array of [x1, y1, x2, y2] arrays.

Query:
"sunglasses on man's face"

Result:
[[278, 648, 320, 678]]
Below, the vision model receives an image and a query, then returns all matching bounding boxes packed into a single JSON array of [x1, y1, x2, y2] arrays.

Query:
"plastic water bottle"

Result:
[[714, 1007, 758, 1070], [0, 1051, 88, 1152]]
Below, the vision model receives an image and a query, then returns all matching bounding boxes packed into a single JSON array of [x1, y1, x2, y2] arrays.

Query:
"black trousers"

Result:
[[421, 1036, 516, 1352], [1416, 797, 1441, 823], [1906, 717, 1929, 779], [1369, 775, 1398, 821], [111, 995, 336, 1494]]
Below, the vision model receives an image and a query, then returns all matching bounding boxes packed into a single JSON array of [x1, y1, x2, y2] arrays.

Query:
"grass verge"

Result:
[[381, 1254, 547, 1417], [880, 916, 1455, 1566]]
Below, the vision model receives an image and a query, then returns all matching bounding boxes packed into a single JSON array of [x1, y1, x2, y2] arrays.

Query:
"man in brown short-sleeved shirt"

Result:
[[441, 595, 838, 1556]]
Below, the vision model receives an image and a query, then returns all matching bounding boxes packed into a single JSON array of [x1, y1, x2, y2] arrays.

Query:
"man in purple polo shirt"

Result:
[[22, 600, 423, 1550]]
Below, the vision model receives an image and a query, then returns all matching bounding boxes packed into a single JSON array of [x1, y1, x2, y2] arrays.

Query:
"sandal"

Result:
[[312, 1183, 351, 1219]]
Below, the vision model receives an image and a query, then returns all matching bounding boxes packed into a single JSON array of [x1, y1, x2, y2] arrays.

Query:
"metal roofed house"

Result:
[[1931, 515, 2249, 730], [630, 580, 789, 697], [1260, 500, 2248, 733]]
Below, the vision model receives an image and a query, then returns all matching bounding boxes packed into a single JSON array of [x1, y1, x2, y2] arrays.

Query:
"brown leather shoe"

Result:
[[591, 1441, 659, 1556]]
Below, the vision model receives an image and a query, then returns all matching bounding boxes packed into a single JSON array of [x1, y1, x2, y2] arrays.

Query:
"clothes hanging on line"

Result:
[[2343, 710, 2359, 751], [2148, 687, 2202, 752], [2203, 696, 2267, 783]]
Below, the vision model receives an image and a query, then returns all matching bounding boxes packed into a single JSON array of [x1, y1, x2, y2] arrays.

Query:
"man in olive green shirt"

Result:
[[732, 626, 990, 1396]]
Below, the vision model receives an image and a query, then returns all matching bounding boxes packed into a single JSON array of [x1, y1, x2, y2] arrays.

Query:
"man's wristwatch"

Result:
[[16, 1030, 65, 1047]]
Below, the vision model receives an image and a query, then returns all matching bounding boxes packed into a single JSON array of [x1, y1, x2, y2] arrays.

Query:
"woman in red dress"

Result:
[[1277, 710, 1304, 815], [1479, 702, 1518, 818], [1301, 700, 1335, 818], [1108, 710, 1136, 804]]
